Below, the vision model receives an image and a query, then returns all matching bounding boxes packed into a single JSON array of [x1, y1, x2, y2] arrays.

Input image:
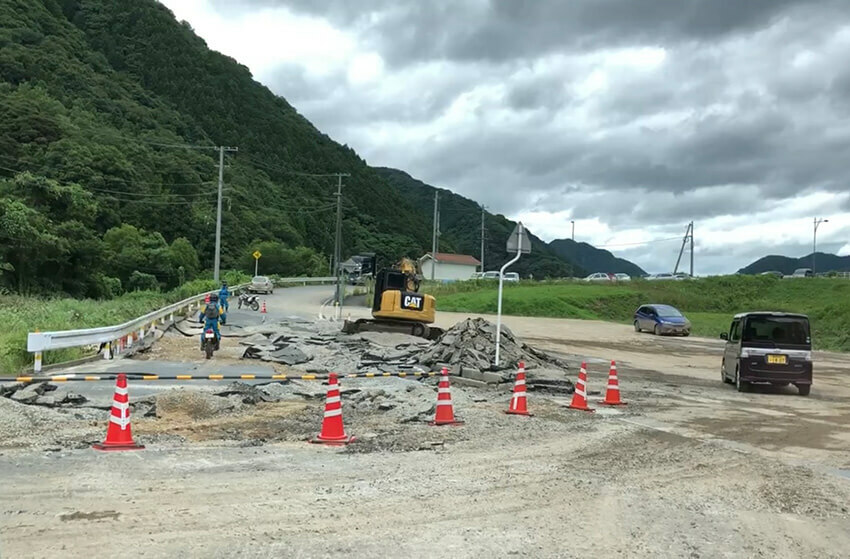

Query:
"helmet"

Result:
[[222, 281, 227, 286], [209, 292, 219, 302]]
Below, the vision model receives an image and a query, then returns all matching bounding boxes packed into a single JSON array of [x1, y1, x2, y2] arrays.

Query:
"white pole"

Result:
[[495, 224, 523, 367], [254, 257, 258, 277]]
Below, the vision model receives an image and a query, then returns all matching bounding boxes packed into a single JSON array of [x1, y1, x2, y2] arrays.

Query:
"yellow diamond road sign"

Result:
[[252, 250, 262, 260]]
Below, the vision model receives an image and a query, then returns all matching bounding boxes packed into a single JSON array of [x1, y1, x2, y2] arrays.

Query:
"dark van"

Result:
[[720, 312, 812, 395]]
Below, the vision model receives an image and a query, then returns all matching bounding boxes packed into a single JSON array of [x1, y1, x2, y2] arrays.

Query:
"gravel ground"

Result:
[[2, 297, 849, 557]]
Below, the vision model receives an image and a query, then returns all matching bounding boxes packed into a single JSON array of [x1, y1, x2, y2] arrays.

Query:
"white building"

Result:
[[419, 252, 481, 281]]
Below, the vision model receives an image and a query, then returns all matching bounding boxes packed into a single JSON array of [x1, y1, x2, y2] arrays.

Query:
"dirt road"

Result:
[[2, 302, 849, 558]]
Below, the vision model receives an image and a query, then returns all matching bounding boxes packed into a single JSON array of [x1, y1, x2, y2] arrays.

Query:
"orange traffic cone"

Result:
[[430, 367, 463, 426], [568, 362, 595, 412], [505, 361, 532, 416], [261, 301, 267, 313], [311, 373, 354, 445], [93, 374, 144, 451], [600, 360, 626, 406]]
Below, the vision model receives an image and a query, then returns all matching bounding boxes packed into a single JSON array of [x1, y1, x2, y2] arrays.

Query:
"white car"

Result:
[[614, 273, 631, 282], [482, 271, 501, 280], [646, 273, 675, 281], [503, 272, 520, 282], [585, 272, 613, 282]]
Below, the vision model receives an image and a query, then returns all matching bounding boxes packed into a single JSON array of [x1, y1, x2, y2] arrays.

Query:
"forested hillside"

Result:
[[738, 253, 850, 275], [0, 0, 585, 299], [548, 239, 645, 277], [376, 168, 585, 278]]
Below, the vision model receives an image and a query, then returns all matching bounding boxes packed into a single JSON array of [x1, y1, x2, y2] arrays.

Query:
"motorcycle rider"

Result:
[[218, 281, 230, 324], [199, 292, 222, 351]]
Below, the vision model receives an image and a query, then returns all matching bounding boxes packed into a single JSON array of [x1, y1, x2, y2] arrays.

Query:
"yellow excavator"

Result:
[[342, 257, 443, 340]]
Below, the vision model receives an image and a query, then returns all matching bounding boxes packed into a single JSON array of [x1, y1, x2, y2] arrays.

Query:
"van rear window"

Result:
[[742, 316, 810, 346]]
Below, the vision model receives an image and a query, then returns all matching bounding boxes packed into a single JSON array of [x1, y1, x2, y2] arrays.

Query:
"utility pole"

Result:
[[480, 206, 486, 272], [431, 191, 439, 280], [333, 173, 350, 311], [213, 145, 238, 282], [813, 217, 828, 275], [571, 220, 575, 241], [691, 221, 694, 277], [673, 221, 694, 276]]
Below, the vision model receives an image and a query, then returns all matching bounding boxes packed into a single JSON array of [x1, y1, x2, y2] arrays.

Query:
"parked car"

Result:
[[760, 271, 784, 278], [585, 272, 613, 282], [787, 268, 813, 278], [248, 275, 274, 294], [503, 272, 520, 282], [673, 272, 691, 280], [614, 273, 631, 282], [720, 312, 812, 395], [645, 272, 675, 281], [634, 304, 691, 336], [471, 272, 484, 280], [482, 271, 501, 280]]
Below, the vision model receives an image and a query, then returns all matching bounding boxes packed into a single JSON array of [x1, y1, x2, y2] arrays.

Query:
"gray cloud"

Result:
[[188, 0, 850, 272]]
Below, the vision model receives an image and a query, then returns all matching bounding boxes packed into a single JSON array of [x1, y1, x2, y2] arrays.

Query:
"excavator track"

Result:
[[342, 318, 444, 341]]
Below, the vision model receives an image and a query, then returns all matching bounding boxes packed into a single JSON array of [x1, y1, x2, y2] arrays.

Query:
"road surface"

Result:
[[1, 285, 848, 558]]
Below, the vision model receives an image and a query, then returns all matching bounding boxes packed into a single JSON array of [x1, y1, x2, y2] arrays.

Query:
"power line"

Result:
[[594, 236, 682, 248]]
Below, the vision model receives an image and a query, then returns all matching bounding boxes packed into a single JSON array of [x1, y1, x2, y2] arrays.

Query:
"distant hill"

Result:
[[548, 239, 646, 277], [738, 253, 850, 275], [376, 168, 587, 278]]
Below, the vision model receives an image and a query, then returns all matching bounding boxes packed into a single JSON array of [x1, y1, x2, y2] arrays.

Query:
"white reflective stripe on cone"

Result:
[[115, 386, 128, 395], [109, 415, 129, 429], [514, 379, 526, 386], [513, 391, 527, 398], [113, 401, 129, 411], [326, 396, 341, 404], [576, 389, 586, 397], [436, 401, 453, 406], [438, 387, 451, 394], [323, 409, 342, 418], [606, 384, 620, 391]]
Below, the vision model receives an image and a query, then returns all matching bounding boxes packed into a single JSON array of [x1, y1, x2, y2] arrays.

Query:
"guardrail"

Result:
[[26, 284, 247, 372], [25, 277, 337, 372], [274, 276, 337, 286]]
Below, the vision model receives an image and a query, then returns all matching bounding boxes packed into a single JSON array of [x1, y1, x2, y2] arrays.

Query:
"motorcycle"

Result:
[[203, 328, 219, 359], [237, 292, 260, 311]]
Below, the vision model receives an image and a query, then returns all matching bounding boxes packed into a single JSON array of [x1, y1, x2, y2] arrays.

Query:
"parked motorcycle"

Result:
[[237, 292, 260, 311], [203, 328, 219, 359]]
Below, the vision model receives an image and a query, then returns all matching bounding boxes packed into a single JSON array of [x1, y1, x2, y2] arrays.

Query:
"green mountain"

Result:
[[0, 0, 587, 298], [376, 168, 586, 278], [547, 239, 646, 277], [0, 0, 434, 296], [738, 253, 850, 275]]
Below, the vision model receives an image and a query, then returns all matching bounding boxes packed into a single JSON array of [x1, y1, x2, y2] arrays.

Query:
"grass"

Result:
[[0, 271, 251, 375], [424, 276, 850, 352]]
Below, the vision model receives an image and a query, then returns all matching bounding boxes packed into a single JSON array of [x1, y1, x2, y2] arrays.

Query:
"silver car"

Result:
[[249, 275, 274, 294]]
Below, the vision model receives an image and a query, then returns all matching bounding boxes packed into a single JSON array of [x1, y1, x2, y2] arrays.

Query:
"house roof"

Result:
[[420, 252, 481, 266]]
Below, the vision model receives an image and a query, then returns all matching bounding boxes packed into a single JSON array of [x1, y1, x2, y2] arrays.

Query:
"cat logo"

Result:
[[402, 294, 424, 311]]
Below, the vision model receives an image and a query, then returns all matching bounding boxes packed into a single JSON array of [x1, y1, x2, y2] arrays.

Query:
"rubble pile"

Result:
[[0, 381, 89, 407], [419, 318, 570, 383]]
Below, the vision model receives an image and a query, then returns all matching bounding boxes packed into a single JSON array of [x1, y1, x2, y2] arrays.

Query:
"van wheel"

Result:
[[721, 361, 732, 384], [634, 321, 641, 333], [796, 384, 811, 396], [735, 368, 749, 392]]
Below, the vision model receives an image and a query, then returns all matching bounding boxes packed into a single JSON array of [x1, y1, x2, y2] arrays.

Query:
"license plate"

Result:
[[766, 354, 787, 365], [205, 332, 215, 339]]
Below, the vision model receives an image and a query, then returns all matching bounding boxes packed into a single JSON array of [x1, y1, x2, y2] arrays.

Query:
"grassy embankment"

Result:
[[424, 276, 850, 352], [0, 272, 251, 375]]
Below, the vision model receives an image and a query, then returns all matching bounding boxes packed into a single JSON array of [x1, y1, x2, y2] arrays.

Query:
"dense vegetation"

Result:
[[0, 0, 596, 301], [548, 238, 646, 276], [738, 252, 850, 275], [427, 276, 850, 352]]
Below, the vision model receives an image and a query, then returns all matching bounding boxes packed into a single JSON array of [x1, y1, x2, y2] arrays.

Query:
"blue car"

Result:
[[634, 304, 691, 336]]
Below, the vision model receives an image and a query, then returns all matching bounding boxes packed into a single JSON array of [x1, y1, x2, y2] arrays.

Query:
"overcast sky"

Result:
[[160, 0, 850, 274]]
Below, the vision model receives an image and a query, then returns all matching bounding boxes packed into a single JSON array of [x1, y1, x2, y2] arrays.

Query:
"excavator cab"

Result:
[[341, 260, 442, 339]]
